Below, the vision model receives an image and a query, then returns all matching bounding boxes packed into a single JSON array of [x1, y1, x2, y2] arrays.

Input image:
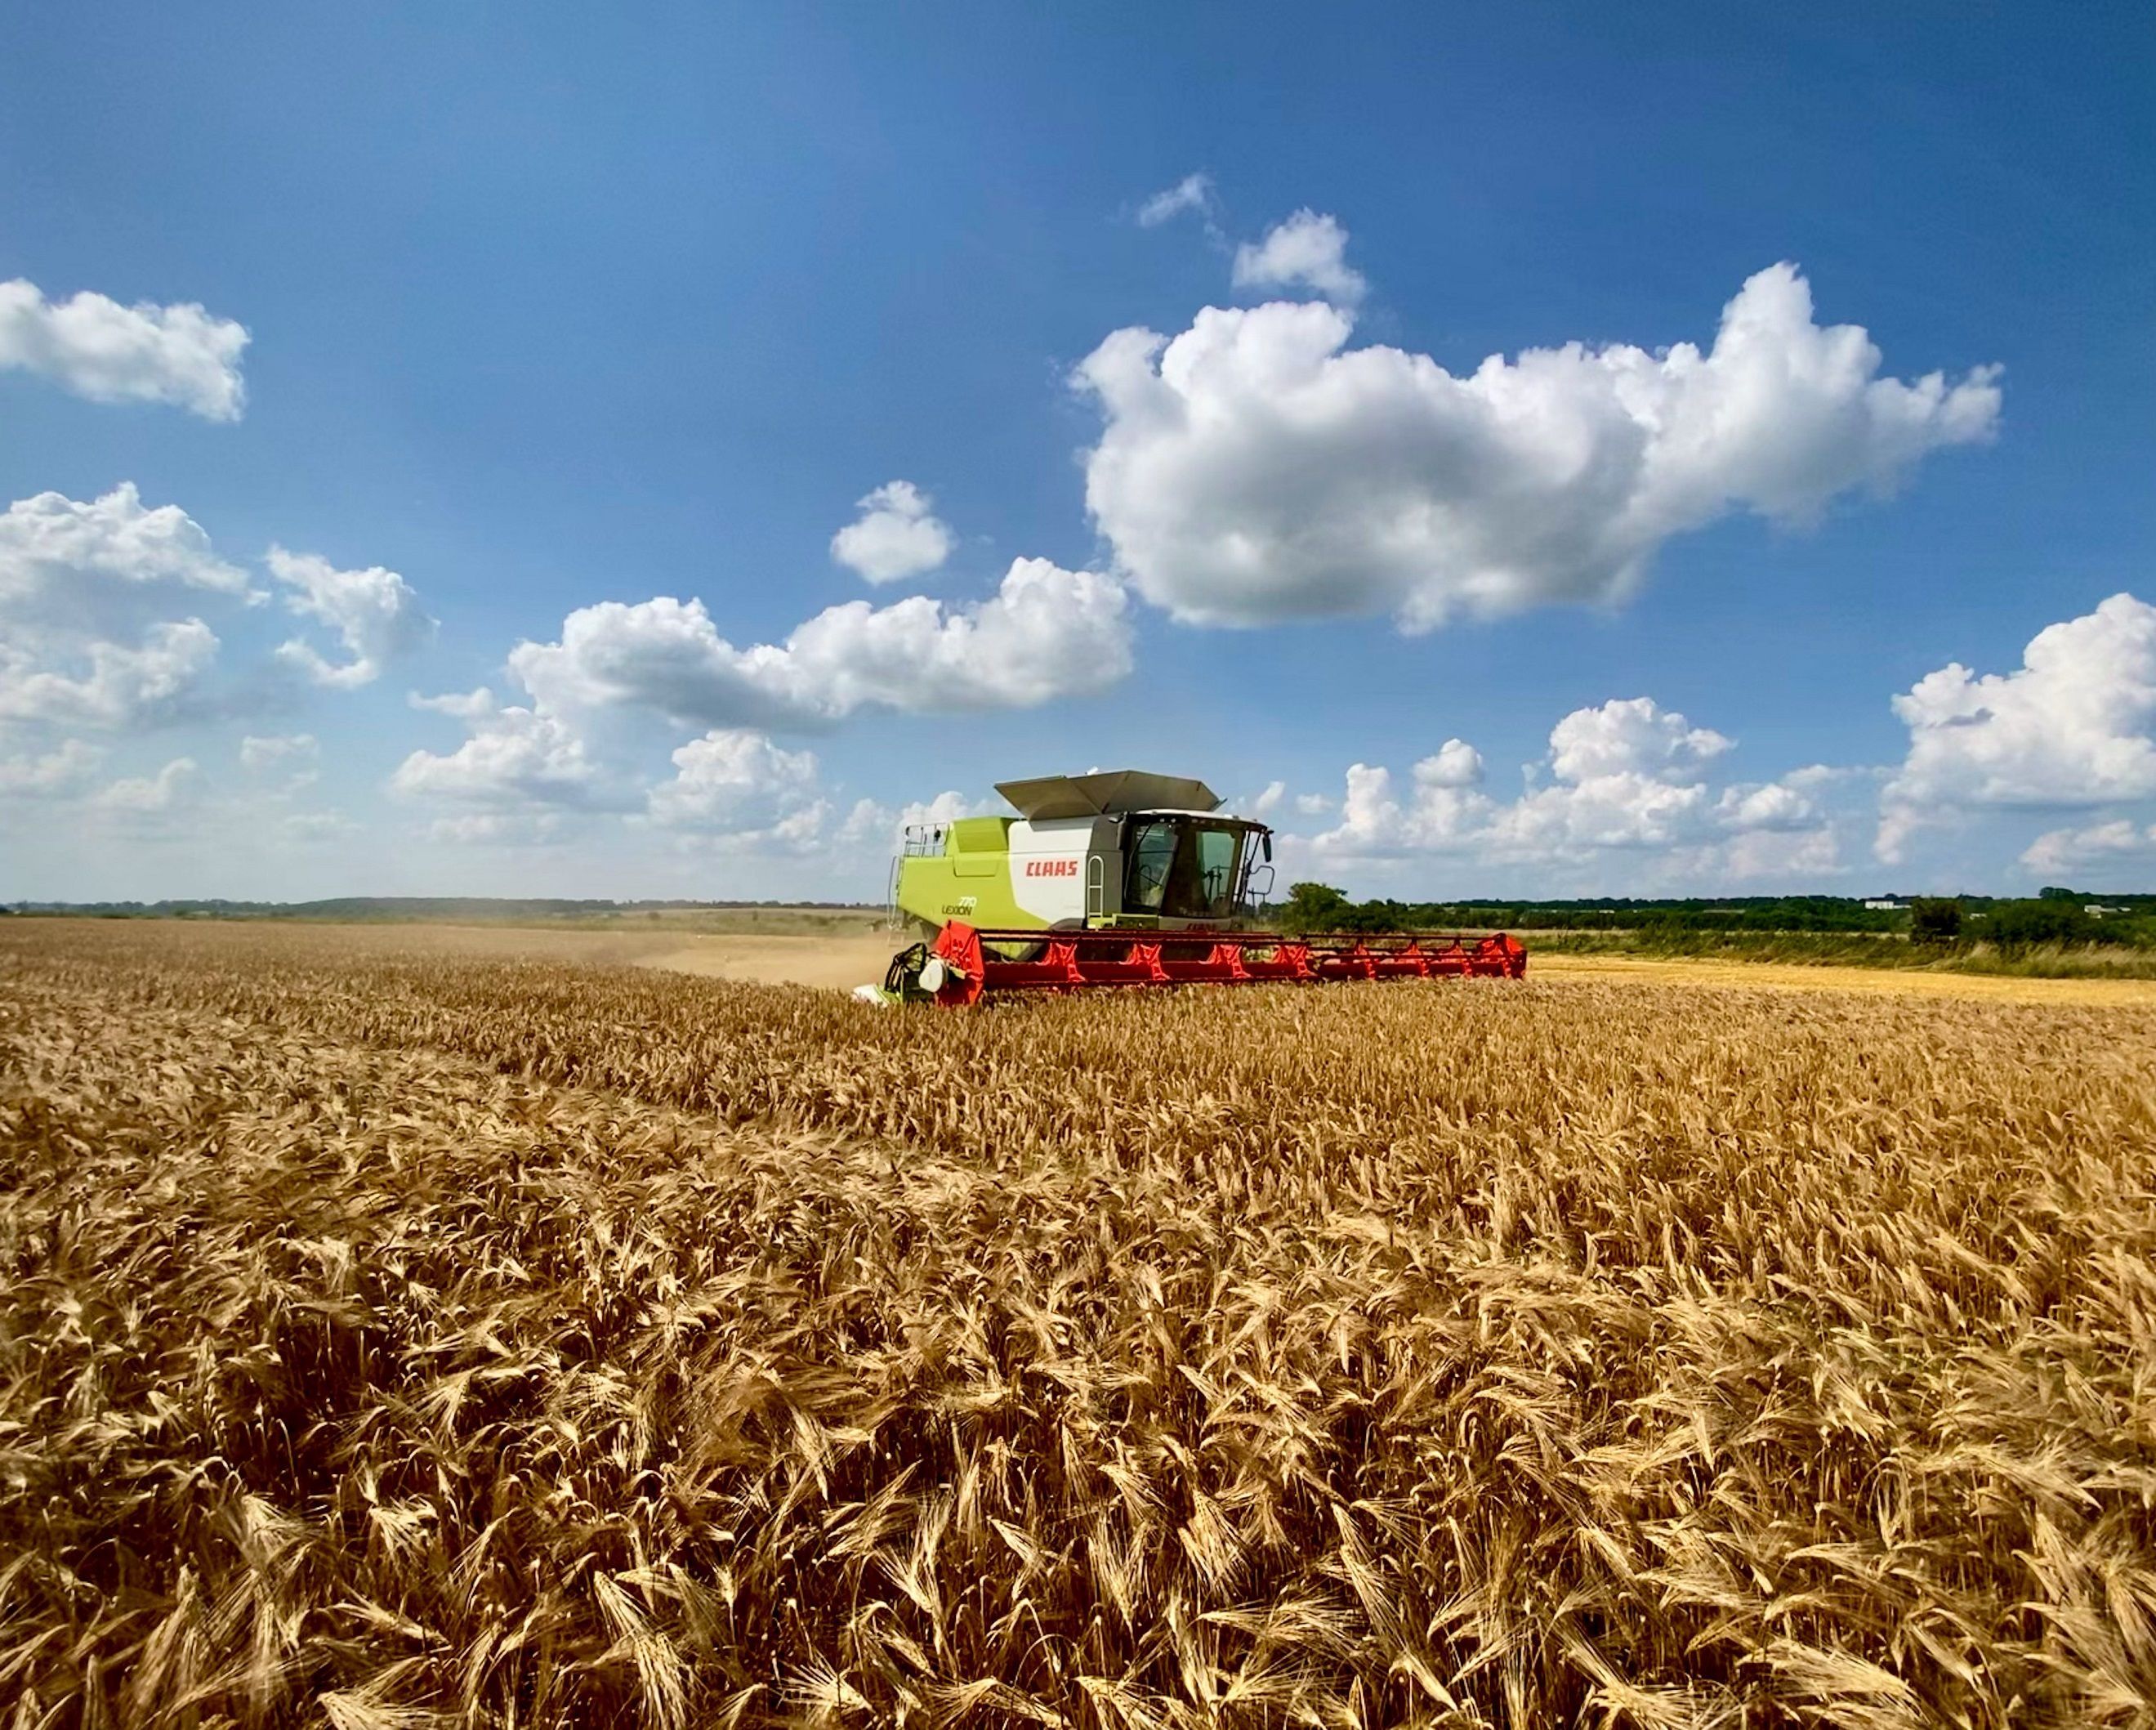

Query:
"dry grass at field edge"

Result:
[[1532, 950, 2156, 1005], [16, 916, 2156, 1004]]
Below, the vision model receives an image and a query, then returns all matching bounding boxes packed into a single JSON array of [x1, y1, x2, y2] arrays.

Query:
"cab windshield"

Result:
[[1123, 818, 1257, 919]]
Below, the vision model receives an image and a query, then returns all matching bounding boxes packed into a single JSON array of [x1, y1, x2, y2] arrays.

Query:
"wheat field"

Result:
[[4, 919, 2155, 1728]]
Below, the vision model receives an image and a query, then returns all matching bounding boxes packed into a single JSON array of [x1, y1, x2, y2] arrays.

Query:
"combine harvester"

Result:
[[863, 770, 1525, 1006]]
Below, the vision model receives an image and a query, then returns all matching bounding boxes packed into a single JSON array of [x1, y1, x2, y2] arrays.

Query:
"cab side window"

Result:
[[1194, 828, 1239, 915], [1127, 821, 1176, 911]]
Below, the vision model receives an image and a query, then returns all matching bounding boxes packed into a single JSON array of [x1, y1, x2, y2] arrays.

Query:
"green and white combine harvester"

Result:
[[862, 770, 1526, 1006]]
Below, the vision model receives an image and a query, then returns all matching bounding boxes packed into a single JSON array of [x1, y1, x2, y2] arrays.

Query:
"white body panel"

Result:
[[1007, 817, 1093, 924]]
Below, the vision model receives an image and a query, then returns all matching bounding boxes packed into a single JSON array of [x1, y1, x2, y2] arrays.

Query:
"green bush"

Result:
[[1279, 882, 1351, 932], [1978, 899, 2110, 949], [1908, 898, 1964, 945]]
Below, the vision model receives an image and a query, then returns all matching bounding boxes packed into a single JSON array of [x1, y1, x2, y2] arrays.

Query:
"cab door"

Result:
[[1122, 819, 1178, 922]]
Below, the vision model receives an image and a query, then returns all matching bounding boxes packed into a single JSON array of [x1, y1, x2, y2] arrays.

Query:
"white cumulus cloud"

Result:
[[0, 483, 252, 628], [1319, 754, 1493, 856], [391, 689, 628, 812], [835, 789, 988, 853], [2020, 819, 2156, 876], [0, 278, 248, 419], [267, 546, 435, 687], [1548, 697, 1730, 783], [1231, 209, 1365, 306], [92, 757, 203, 815], [1310, 696, 1833, 881], [1076, 262, 2000, 632], [1413, 739, 1487, 789], [1878, 593, 2156, 862], [829, 481, 956, 584], [0, 485, 254, 731], [1716, 780, 1819, 832], [644, 731, 977, 856], [646, 728, 824, 838], [0, 619, 220, 729], [511, 557, 1131, 731], [895, 789, 982, 831]]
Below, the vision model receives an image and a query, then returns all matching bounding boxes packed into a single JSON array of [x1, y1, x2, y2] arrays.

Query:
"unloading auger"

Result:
[[859, 770, 1526, 1007]]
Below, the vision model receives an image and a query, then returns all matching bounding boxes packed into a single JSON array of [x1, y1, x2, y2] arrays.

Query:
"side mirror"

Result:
[[1262, 834, 1273, 862]]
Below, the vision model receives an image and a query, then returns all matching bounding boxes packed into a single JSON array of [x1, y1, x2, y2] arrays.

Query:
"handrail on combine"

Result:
[[925, 921, 1525, 1006]]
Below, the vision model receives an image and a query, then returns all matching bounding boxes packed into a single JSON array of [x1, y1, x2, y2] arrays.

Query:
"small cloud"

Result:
[[837, 789, 987, 852], [1716, 781, 1819, 833], [92, 756, 201, 816], [240, 732, 318, 773], [829, 481, 954, 584], [1231, 209, 1366, 307], [1549, 699, 1727, 784], [0, 738, 104, 798], [410, 686, 498, 721], [1137, 172, 1216, 229], [425, 811, 570, 846], [268, 547, 435, 687], [283, 810, 362, 843], [1784, 762, 1865, 789], [241, 731, 320, 793]]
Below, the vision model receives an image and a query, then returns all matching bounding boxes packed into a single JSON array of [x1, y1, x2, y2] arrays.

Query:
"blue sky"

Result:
[[3, 2, 2152, 901]]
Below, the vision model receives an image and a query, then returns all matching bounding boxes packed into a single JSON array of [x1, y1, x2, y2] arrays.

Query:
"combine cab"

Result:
[[864, 769, 1525, 1005]]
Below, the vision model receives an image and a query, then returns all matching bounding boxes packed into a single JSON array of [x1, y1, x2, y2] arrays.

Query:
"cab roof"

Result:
[[994, 771, 1222, 820]]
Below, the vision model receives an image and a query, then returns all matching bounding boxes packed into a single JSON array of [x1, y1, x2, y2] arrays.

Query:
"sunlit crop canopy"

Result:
[[994, 771, 1223, 820]]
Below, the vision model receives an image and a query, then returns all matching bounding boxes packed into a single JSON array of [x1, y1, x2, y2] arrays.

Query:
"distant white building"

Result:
[[1863, 898, 1906, 911]]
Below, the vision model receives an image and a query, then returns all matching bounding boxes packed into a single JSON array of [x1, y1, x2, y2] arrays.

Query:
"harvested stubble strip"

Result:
[[2, 918, 2155, 1728]]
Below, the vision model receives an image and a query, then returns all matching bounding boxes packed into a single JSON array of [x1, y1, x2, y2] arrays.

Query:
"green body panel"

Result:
[[947, 816, 1013, 852], [895, 851, 1036, 933]]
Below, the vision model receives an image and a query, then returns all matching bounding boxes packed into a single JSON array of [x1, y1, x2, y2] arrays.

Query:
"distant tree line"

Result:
[[1908, 896, 2149, 950], [1276, 883, 2156, 950], [6, 896, 881, 920]]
